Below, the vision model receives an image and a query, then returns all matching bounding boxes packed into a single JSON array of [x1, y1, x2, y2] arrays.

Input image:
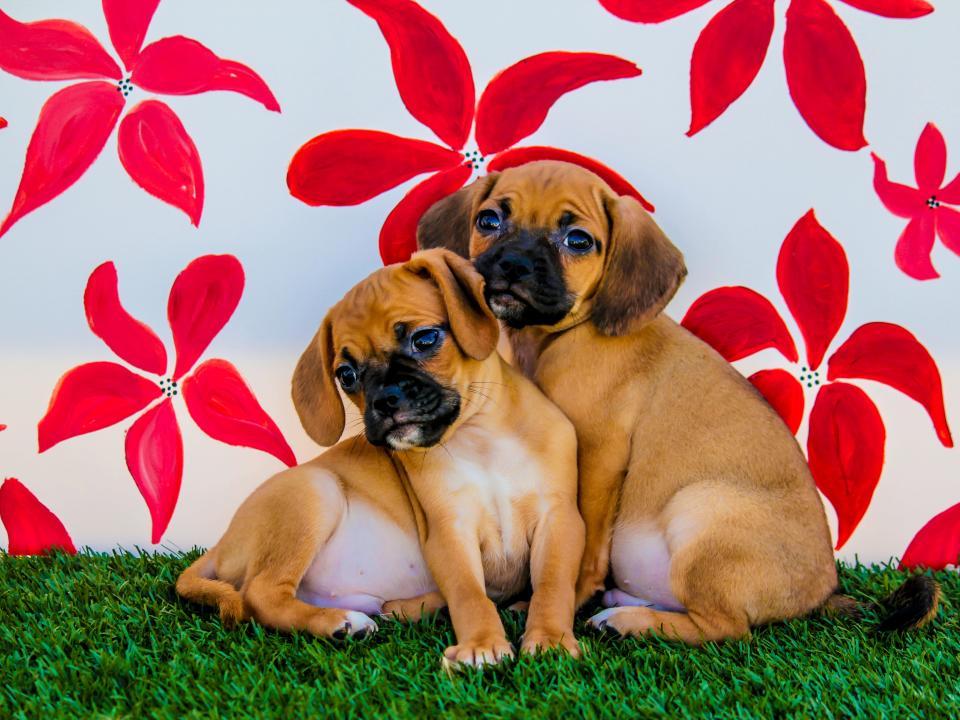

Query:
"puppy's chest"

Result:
[[434, 434, 547, 597]]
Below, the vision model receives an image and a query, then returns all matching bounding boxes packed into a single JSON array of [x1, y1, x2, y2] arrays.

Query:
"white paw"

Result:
[[335, 611, 378, 639], [587, 606, 627, 632]]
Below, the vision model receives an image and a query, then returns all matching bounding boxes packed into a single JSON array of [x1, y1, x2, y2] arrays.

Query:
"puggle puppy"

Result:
[[176, 248, 584, 666], [419, 161, 939, 643]]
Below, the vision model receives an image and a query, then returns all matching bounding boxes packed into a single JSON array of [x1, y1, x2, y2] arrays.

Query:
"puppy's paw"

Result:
[[586, 607, 628, 636], [520, 628, 581, 658], [381, 593, 445, 622], [442, 636, 515, 669], [310, 609, 379, 641]]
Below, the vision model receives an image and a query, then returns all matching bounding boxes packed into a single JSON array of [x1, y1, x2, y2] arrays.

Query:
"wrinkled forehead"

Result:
[[329, 267, 445, 359], [489, 162, 611, 226]]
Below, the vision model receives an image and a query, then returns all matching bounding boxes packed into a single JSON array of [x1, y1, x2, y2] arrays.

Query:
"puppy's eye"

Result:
[[335, 365, 358, 391], [411, 328, 442, 352], [563, 229, 595, 252], [476, 209, 501, 234]]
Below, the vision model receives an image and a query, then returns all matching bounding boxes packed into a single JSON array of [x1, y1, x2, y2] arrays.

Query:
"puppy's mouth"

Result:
[[366, 401, 461, 450], [483, 278, 572, 328]]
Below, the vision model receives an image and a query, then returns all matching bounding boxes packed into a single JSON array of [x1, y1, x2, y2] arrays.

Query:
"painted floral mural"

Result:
[[287, 0, 653, 264], [0, 3, 279, 236], [681, 210, 952, 548], [0, 1, 956, 568], [597, 0, 934, 149], [36, 255, 296, 543]]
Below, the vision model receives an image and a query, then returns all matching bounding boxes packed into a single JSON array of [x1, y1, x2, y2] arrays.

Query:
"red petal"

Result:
[[894, 212, 938, 280], [476, 52, 642, 155], [914, 122, 947, 193], [0, 82, 124, 239], [828, 322, 952, 447], [870, 152, 924, 218], [38, 362, 161, 452], [900, 503, 960, 570], [102, 0, 159, 71], [347, 0, 473, 149], [131, 36, 280, 112], [182, 359, 296, 467], [287, 130, 462, 207], [687, 0, 775, 136], [776, 210, 849, 370], [125, 399, 183, 543], [0, 117, 6, 130], [748, 369, 805, 434], [85, 262, 167, 375], [168, 255, 244, 380], [939, 172, 960, 204], [807, 382, 885, 549], [836, 0, 934, 18], [380, 164, 472, 265], [598, 0, 715, 22], [488, 146, 655, 212], [783, 0, 867, 151], [0, 478, 76, 555], [206, 59, 281, 113], [936, 205, 960, 257], [117, 100, 204, 226], [0, 10, 121, 81], [680, 286, 798, 362]]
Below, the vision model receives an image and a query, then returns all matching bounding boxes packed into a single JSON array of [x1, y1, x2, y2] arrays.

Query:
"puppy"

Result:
[[176, 248, 584, 665], [418, 161, 939, 643]]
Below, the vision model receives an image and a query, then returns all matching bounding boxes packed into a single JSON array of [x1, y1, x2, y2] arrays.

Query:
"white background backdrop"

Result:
[[1, 0, 957, 561]]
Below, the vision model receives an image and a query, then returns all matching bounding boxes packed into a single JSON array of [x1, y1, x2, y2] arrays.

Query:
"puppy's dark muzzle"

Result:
[[475, 236, 573, 327], [364, 373, 460, 449]]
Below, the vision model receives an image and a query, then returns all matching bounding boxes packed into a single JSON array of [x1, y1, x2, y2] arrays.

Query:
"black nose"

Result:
[[497, 252, 533, 282], [372, 385, 405, 416]]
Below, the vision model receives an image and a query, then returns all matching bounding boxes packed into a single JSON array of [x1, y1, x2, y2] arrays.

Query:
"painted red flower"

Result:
[[287, 0, 653, 264], [0, 477, 76, 555], [901, 502, 960, 569], [871, 123, 960, 280], [0, 117, 7, 130], [0, 3, 280, 237], [682, 210, 952, 549], [38, 255, 296, 543], [598, 0, 933, 151]]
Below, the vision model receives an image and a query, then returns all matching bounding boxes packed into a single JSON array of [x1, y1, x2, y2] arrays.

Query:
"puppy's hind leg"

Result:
[[176, 549, 248, 628]]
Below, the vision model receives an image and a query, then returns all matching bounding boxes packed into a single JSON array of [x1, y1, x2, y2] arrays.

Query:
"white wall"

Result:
[[1, 0, 957, 562]]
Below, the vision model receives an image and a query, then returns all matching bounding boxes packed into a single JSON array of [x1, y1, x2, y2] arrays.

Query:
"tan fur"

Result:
[[176, 249, 583, 665], [418, 161, 840, 644]]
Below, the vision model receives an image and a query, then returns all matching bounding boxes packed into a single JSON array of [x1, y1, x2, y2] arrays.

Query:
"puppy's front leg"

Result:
[[574, 431, 631, 608], [523, 499, 584, 657], [422, 525, 513, 667]]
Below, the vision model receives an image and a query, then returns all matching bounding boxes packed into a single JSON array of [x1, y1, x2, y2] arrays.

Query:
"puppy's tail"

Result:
[[820, 575, 941, 632], [175, 548, 248, 628]]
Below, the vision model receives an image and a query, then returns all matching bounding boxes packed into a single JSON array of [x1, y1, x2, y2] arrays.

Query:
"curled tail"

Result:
[[175, 549, 248, 628], [821, 575, 941, 632]]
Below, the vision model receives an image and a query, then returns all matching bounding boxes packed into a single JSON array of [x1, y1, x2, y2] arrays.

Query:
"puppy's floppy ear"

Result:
[[416, 173, 499, 258], [405, 249, 499, 360], [291, 314, 344, 446], [593, 195, 687, 336]]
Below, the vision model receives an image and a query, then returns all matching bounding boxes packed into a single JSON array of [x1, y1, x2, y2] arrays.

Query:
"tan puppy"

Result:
[[418, 161, 939, 643], [176, 249, 584, 665]]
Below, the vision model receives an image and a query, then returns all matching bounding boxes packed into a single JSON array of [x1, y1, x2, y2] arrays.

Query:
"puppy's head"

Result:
[[418, 161, 686, 335], [292, 249, 499, 450]]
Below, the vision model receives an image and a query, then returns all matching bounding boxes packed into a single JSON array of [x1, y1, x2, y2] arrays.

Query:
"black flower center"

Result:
[[159, 377, 179, 398], [464, 149, 485, 171], [116, 78, 133, 98], [927, 195, 941, 209], [798, 366, 821, 389]]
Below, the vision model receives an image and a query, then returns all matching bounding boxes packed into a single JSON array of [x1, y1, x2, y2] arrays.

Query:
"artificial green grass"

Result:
[[1, 551, 957, 719]]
